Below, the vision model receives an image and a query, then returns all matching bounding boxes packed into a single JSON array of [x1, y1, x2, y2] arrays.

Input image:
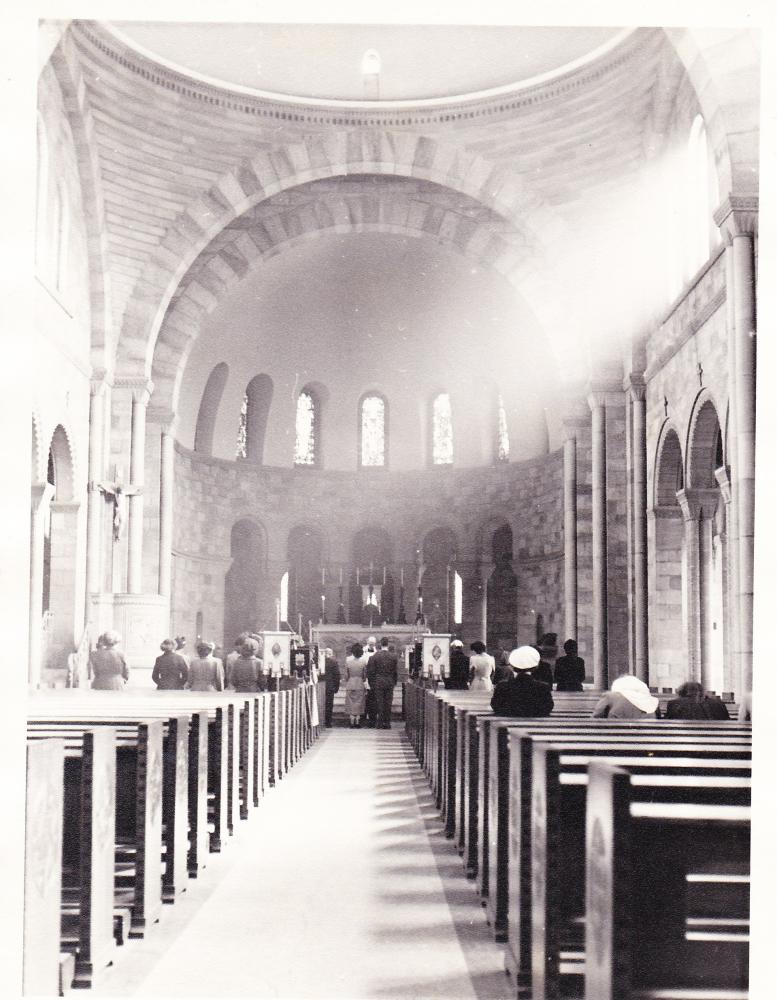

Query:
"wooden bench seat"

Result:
[[584, 763, 750, 1000], [528, 742, 752, 999]]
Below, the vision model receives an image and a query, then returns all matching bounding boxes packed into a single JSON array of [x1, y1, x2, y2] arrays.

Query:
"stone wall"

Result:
[[171, 444, 571, 658]]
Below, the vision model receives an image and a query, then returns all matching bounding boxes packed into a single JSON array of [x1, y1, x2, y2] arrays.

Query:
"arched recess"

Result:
[[34, 425, 78, 686], [358, 391, 388, 469], [194, 362, 228, 455], [686, 396, 727, 693], [351, 525, 394, 625], [421, 526, 458, 632], [293, 382, 329, 468], [245, 374, 274, 463], [223, 518, 266, 645], [287, 525, 324, 632], [486, 523, 518, 655], [650, 424, 685, 689]]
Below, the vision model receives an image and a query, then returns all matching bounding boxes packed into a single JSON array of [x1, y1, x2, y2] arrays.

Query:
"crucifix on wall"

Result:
[[98, 467, 141, 541]]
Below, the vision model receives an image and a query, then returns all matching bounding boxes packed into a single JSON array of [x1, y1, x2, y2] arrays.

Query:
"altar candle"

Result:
[[400, 567, 404, 586], [339, 567, 343, 585], [322, 566, 326, 585], [356, 567, 360, 584], [383, 567, 386, 585]]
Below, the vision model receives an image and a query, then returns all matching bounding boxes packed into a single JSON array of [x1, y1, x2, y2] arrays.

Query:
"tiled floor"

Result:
[[92, 727, 511, 999]]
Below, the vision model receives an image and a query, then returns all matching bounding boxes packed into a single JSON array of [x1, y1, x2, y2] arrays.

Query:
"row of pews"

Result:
[[404, 683, 751, 1000], [24, 681, 326, 996]]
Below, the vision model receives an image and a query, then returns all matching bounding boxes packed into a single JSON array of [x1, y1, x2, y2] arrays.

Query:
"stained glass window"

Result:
[[360, 395, 386, 467], [236, 392, 247, 459], [497, 394, 510, 462], [432, 393, 453, 465], [294, 391, 316, 466]]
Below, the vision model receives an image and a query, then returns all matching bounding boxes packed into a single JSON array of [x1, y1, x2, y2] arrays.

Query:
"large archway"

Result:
[[223, 518, 266, 644]]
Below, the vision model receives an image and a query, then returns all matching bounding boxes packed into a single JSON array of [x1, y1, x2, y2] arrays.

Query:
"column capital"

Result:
[[625, 373, 646, 402], [714, 465, 732, 505], [587, 380, 623, 411], [90, 367, 113, 395], [561, 414, 590, 440], [675, 487, 719, 521], [714, 195, 759, 243], [31, 482, 55, 513], [49, 499, 81, 515], [147, 405, 178, 433], [114, 375, 154, 405]]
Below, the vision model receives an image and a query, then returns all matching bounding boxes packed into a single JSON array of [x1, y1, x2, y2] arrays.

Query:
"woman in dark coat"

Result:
[[230, 638, 265, 692], [665, 681, 730, 720], [152, 638, 189, 689], [554, 639, 585, 691]]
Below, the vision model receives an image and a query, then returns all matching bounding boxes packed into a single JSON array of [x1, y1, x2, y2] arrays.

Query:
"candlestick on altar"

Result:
[[339, 566, 343, 585], [383, 567, 386, 585], [400, 566, 404, 586], [369, 560, 374, 584], [321, 566, 326, 585], [298, 612, 303, 637], [356, 567, 360, 584]]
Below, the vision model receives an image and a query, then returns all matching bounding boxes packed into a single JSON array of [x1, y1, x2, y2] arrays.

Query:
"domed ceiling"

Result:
[[107, 22, 622, 102]]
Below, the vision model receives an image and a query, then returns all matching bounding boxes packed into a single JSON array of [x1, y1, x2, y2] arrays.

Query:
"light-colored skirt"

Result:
[[470, 675, 493, 692], [344, 681, 366, 715]]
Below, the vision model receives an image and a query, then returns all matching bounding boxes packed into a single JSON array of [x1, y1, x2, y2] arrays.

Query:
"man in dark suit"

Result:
[[445, 639, 470, 689], [491, 646, 554, 717], [366, 637, 398, 729], [323, 647, 341, 727]]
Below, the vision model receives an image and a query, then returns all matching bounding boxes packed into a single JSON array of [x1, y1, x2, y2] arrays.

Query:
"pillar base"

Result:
[[88, 592, 170, 686]]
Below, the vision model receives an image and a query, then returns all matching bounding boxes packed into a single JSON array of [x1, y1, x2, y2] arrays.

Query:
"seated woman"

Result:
[[665, 681, 730, 720], [553, 639, 585, 691], [592, 673, 660, 718], [187, 641, 225, 691]]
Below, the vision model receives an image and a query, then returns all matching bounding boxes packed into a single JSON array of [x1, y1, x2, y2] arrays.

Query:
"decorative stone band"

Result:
[[714, 195, 759, 241]]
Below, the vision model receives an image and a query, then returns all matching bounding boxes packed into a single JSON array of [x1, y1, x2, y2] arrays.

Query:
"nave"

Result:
[[92, 728, 510, 1000]]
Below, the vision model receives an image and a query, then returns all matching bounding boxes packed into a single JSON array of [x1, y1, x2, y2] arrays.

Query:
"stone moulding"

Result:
[[77, 22, 651, 130]]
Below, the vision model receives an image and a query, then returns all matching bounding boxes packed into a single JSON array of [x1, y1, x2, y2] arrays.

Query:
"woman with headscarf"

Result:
[[344, 642, 368, 728], [230, 638, 265, 692], [469, 641, 495, 692], [187, 641, 225, 692], [665, 681, 729, 720], [152, 638, 189, 690], [89, 631, 129, 690], [592, 673, 660, 718]]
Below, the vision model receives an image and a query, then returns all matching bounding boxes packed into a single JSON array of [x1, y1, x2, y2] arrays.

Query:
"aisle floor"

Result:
[[93, 727, 512, 999]]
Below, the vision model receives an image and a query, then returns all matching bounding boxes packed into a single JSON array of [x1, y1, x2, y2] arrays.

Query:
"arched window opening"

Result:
[[360, 394, 386, 467], [294, 390, 317, 466], [36, 116, 49, 271], [431, 393, 453, 466], [236, 393, 248, 459], [686, 115, 712, 279], [195, 363, 229, 457], [497, 394, 510, 462]]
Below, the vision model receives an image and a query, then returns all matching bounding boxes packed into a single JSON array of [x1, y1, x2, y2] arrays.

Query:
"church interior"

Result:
[[17, 14, 769, 999]]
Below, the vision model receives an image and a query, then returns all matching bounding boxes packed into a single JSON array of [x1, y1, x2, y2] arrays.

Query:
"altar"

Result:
[[311, 623, 429, 667]]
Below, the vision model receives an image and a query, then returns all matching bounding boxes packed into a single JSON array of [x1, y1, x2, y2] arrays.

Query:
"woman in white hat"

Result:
[[490, 645, 555, 717], [592, 673, 660, 718]]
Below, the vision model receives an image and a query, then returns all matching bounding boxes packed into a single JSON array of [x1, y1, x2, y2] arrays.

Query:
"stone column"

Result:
[[588, 390, 608, 688], [86, 372, 109, 596], [629, 375, 649, 682], [715, 196, 757, 694], [676, 488, 719, 681], [157, 416, 177, 598], [125, 379, 153, 595], [479, 562, 494, 644], [561, 417, 587, 641], [28, 483, 55, 687], [714, 466, 734, 686]]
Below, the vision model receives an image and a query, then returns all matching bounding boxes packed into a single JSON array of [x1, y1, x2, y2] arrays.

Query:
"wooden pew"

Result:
[[24, 738, 65, 996], [584, 762, 750, 1000], [29, 728, 117, 989], [486, 721, 750, 944], [530, 741, 752, 1000]]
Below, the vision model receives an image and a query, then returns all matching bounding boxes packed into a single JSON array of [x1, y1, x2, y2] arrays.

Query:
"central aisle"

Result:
[[93, 727, 511, 999]]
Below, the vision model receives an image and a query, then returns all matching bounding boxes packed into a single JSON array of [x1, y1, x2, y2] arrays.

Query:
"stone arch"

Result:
[[223, 517, 268, 643], [47, 32, 114, 371], [31, 413, 44, 484], [663, 28, 759, 200], [686, 391, 724, 489], [47, 424, 76, 501], [485, 521, 518, 655], [114, 131, 562, 381], [650, 423, 686, 689], [150, 177, 554, 417], [350, 524, 395, 624], [194, 362, 229, 455], [420, 525, 459, 632]]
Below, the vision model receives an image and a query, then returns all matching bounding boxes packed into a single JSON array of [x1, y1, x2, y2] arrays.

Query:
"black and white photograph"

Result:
[[4, 2, 775, 997]]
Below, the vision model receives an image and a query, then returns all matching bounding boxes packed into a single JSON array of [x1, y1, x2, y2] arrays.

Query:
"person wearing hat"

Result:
[[152, 638, 189, 690], [592, 672, 660, 718], [230, 638, 265, 693], [445, 640, 470, 690], [323, 647, 341, 728], [490, 646, 554, 717], [469, 641, 496, 691], [89, 631, 129, 690], [225, 632, 249, 688], [187, 641, 225, 691]]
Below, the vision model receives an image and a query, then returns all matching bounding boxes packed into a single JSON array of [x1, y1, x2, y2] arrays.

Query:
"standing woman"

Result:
[[152, 638, 189, 690], [89, 631, 129, 690], [344, 642, 368, 728], [187, 641, 224, 691], [230, 638, 265, 692], [469, 641, 495, 692]]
